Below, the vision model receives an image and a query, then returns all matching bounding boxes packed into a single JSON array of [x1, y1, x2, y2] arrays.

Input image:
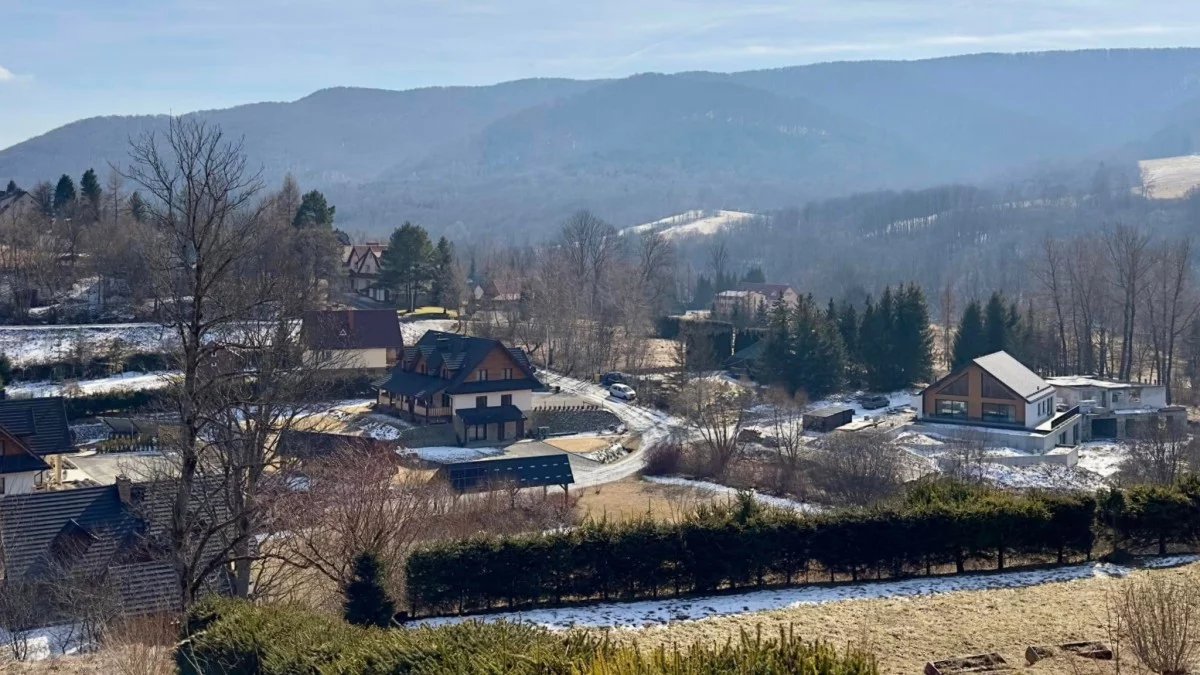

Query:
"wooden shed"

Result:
[[803, 406, 854, 432]]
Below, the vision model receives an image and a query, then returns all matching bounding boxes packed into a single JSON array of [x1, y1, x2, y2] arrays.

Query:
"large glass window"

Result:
[[936, 399, 968, 418], [982, 402, 1016, 423]]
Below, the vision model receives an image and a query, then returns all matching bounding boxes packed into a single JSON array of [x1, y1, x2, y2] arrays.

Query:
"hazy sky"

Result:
[[4, 0, 1200, 149]]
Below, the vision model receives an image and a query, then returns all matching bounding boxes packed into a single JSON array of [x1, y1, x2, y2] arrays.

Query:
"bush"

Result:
[[407, 488, 1098, 616], [177, 598, 879, 675], [343, 552, 396, 628], [641, 442, 683, 476], [63, 390, 168, 420]]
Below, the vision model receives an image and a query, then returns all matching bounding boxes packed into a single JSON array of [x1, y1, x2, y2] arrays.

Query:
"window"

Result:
[[476, 396, 488, 408], [982, 403, 1015, 423], [501, 394, 513, 407], [477, 370, 489, 381], [441, 394, 452, 408], [1112, 392, 1122, 404], [503, 368, 513, 380], [471, 424, 487, 441], [936, 399, 968, 418], [941, 373, 969, 397]]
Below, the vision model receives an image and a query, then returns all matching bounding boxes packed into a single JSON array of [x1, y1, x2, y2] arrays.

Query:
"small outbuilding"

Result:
[[803, 406, 854, 432], [438, 450, 574, 494]]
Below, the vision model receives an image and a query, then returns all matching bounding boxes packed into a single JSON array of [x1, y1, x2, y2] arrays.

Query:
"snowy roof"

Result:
[[973, 351, 1053, 402], [1046, 376, 1159, 391]]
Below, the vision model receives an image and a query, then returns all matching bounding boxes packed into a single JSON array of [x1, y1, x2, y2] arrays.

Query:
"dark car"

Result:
[[859, 394, 890, 410], [600, 371, 630, 386]]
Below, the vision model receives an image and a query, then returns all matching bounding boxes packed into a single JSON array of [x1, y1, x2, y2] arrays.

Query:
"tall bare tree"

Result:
[[1104, 225, 1153, 381]]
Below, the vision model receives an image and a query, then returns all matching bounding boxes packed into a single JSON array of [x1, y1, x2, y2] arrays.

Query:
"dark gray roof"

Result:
[[456, 405, 527, 425], [974, 351, 1053, 402], [439, 454, 574, 493], [805, 406, 854, 418], [0, 397, 73, 456], [379, 331, 541, 397], [301, 309, 403, 351], [0, 452, 51, 475]]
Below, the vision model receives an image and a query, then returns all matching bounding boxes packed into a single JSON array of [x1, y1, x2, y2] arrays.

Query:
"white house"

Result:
[[1047, 376, 1185, 440], [300, 309, 404, 370]]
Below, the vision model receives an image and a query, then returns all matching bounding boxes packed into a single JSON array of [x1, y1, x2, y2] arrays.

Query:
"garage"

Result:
[[1091, 417, 1117, 440]]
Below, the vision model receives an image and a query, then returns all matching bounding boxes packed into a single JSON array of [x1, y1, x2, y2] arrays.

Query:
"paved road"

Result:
[[538, 371, 680, 487]]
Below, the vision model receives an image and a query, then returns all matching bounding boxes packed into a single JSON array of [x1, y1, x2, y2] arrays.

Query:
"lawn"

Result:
[[573, 477, 731, 523], [398, 306, 459, 318]]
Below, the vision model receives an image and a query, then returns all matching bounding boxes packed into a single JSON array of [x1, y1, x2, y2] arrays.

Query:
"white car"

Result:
[[609, 383, 637, 401]]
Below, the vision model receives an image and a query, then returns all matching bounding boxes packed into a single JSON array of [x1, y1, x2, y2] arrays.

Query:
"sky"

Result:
[[4, 0, 1200, 149]]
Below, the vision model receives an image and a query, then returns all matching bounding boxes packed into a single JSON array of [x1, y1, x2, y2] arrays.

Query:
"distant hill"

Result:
[[6, 49, 1200, 235]]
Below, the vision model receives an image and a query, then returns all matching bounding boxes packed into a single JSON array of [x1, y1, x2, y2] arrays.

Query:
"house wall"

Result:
[[922, 365, 1030, 427], [1025, 392, 1055, 427], [0, 471, 38, 496], [468, 346, 533, 383], [450, 390, 533, 413], [1055, 384, 1168, 411], [307, 347, 388, 370]]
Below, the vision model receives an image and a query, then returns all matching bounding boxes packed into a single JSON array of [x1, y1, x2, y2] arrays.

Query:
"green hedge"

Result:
[[1100, 477, 1200, 555], [407, 490, 1097, 616], [11, 353, 172, 383], [177, 598, 878, 675], [64, 390, 168, 420]]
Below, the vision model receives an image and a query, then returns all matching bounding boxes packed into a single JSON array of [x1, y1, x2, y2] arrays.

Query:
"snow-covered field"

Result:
[[401, 319, 456, 344], [0, 623, 86, 661], [1139, 154, 1200, 199], [7, 370, 178, 398], [620, 210, 757, 240], [644, 476, 821, 513], [399, 446, 506, 463], [418, 555, 1199, 630]]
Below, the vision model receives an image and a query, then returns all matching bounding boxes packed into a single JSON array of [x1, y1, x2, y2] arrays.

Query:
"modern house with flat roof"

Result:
[[918, 351, 1082, 453], [1047, 376, 1187, 440]]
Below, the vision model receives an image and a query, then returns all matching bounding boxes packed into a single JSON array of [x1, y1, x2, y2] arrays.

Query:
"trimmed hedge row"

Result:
[[407, 489, 1097, 616], [64, 390, 168, 420], [177, 598, 878, 675]]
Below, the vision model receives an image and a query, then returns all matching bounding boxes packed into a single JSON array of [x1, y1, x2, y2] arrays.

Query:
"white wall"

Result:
[[0, 471, 39, 496], [1054, 384, 1167, 411], [1024, 392, 1055, 428], [450, 389, 533, 413], [307, 347, 388, 369]]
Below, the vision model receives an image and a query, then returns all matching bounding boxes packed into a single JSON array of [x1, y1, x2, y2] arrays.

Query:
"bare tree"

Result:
[[1115, 573, 1200, 675], [1144, 239, 1199, 403], [670, 376, 751, 478], [765, 387, 809, 494], [809, 431, 904, 506], [1105, 225, 1153, 381], [1121, 421, 1198, 487]]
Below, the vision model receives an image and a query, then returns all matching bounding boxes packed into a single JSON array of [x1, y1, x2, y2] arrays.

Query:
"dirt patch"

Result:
[[547, 437, 618, 453], [626, 564, 1200, 675]]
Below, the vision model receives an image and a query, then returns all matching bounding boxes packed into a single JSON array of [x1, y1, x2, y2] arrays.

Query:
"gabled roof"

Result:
[[301, 309, 403, 351], [973, 351, 1053, 402], [379, 331, 541, 397], [0, 424, 51, 474], [0, 397, 73, 456]]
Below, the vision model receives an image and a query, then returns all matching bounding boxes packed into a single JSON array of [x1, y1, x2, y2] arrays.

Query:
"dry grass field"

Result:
[[629, 563, 1200, 675], [546, 436, 618, 453], [573, 477, 729, 522]]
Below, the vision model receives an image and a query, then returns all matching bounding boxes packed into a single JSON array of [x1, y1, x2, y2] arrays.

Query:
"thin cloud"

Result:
[[0, 65, 14, 82]]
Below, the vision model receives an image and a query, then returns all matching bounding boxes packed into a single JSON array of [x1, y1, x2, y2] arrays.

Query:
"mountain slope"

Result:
[[6, 49, 1200, 235]]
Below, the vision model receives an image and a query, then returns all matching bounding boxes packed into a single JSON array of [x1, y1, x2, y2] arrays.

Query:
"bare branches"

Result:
[[1114, 573, 1200, 675]]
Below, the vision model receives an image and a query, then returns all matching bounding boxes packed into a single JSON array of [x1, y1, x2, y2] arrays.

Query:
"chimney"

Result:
[[115, 474, 132, 506]]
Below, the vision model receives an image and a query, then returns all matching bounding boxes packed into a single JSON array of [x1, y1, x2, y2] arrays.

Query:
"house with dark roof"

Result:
[[301, 309, 404, 370], [375, 331, 541, 445], [0, 397, 72, 496], [343, 243, 391, 303], [0, 477, 233, 620], [919, 351, 1082, 453]]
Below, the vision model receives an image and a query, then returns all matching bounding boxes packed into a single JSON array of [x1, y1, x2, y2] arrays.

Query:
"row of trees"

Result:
[[378, 223, 461, 311], [755, 284, 933, 397]]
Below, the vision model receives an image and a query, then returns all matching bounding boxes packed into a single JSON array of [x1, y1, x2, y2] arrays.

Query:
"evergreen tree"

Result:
[[4, 180, 15, 195], [953, 300, 986, 368], [983, 292, 1008, 354], [755, 298, 793, 387], [837, 301, 859, 363], [860, 288, 899, 390], [293, 190, 336, 229], [53, 174, 76, 213], [343, 552, 395, 628], [79, 168, 102, 215], [692, 275, 715, 309], [791, 295, 845, 398], [429, 237, 459, 309], [892, 284, 934, 387], [379, 222, 434, 311], [127, 191, 147, 223], [741, 266, 766, 284]]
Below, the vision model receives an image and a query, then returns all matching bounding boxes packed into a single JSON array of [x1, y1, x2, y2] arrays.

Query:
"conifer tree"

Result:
[[953, 300, 986, 368], [892, 284, 934, 387], [80, 168, 102, 215], [984, 292, 1008, 353], [3, 180, 16, 195], [293, 190, 335, 229], [837, 301, 859, 362], [53, 174, 76, 213], [343, 552, 395, 628]]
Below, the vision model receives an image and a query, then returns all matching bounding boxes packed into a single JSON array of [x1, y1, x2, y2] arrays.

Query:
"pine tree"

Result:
[[293, 190, 335, 229], [837, 301, 859, 363], [3, 180, 15, 195], [429, 237, 459, 309], [343, 552, 395, 627], [79, 168, 102, 216], [380, 222, 435, 311], [892, 284, 934, 387], [127, 191, 147, 223], [742, 266, 766, 283], [984, 292, 1008, 354], [755, 298, 793, 387], [791, 296, 844, 398], [953, 300, 986, 368], [53, 174, 76, 213], [693, 275, 715, 309]]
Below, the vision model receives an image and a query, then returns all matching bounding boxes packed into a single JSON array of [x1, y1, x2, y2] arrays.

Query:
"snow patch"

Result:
[[644, 476, 821, 513], [401, 446, 506, 463], [7, 371, 177, 398]]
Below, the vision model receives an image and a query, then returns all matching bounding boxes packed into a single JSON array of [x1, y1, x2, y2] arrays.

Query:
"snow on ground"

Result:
[[1075, 441, 1128, 477], [417, 555, 1200, 631], [400, 319, 456, 345], [619, 210, 757, 240], [0, 623, 87, 661], [361, 422, 403, 441], [805, 390, 919, 423], [400, 446, 506, 463], [7, 370, 178, 398], [0, 323, 177, 366], [978, 463, 1106, 491], [644, 476, 821, 513]]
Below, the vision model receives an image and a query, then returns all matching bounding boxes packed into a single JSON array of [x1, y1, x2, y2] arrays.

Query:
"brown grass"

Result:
[[574, 477, 730, 523], [625, 564, 1200, 675], [546, 437, 618, 453]]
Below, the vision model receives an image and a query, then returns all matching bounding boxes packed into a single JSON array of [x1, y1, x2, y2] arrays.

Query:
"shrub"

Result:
[[343, 552, 396, 628], [641, 442, 683, 476], [177, 598, 879, 675]]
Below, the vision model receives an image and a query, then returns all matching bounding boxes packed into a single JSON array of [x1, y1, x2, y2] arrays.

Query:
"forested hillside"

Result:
[[7, 49, 1200, 235]]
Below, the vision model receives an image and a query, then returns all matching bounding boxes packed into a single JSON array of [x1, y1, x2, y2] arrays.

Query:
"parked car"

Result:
[[601, 371, 630, 386], [859, 393, 890, 410], [609, 383, 637, 401]]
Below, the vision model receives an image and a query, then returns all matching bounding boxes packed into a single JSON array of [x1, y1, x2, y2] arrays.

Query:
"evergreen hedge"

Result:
[[407, 490, 1098, 616], [178, 598, 878, 675]]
